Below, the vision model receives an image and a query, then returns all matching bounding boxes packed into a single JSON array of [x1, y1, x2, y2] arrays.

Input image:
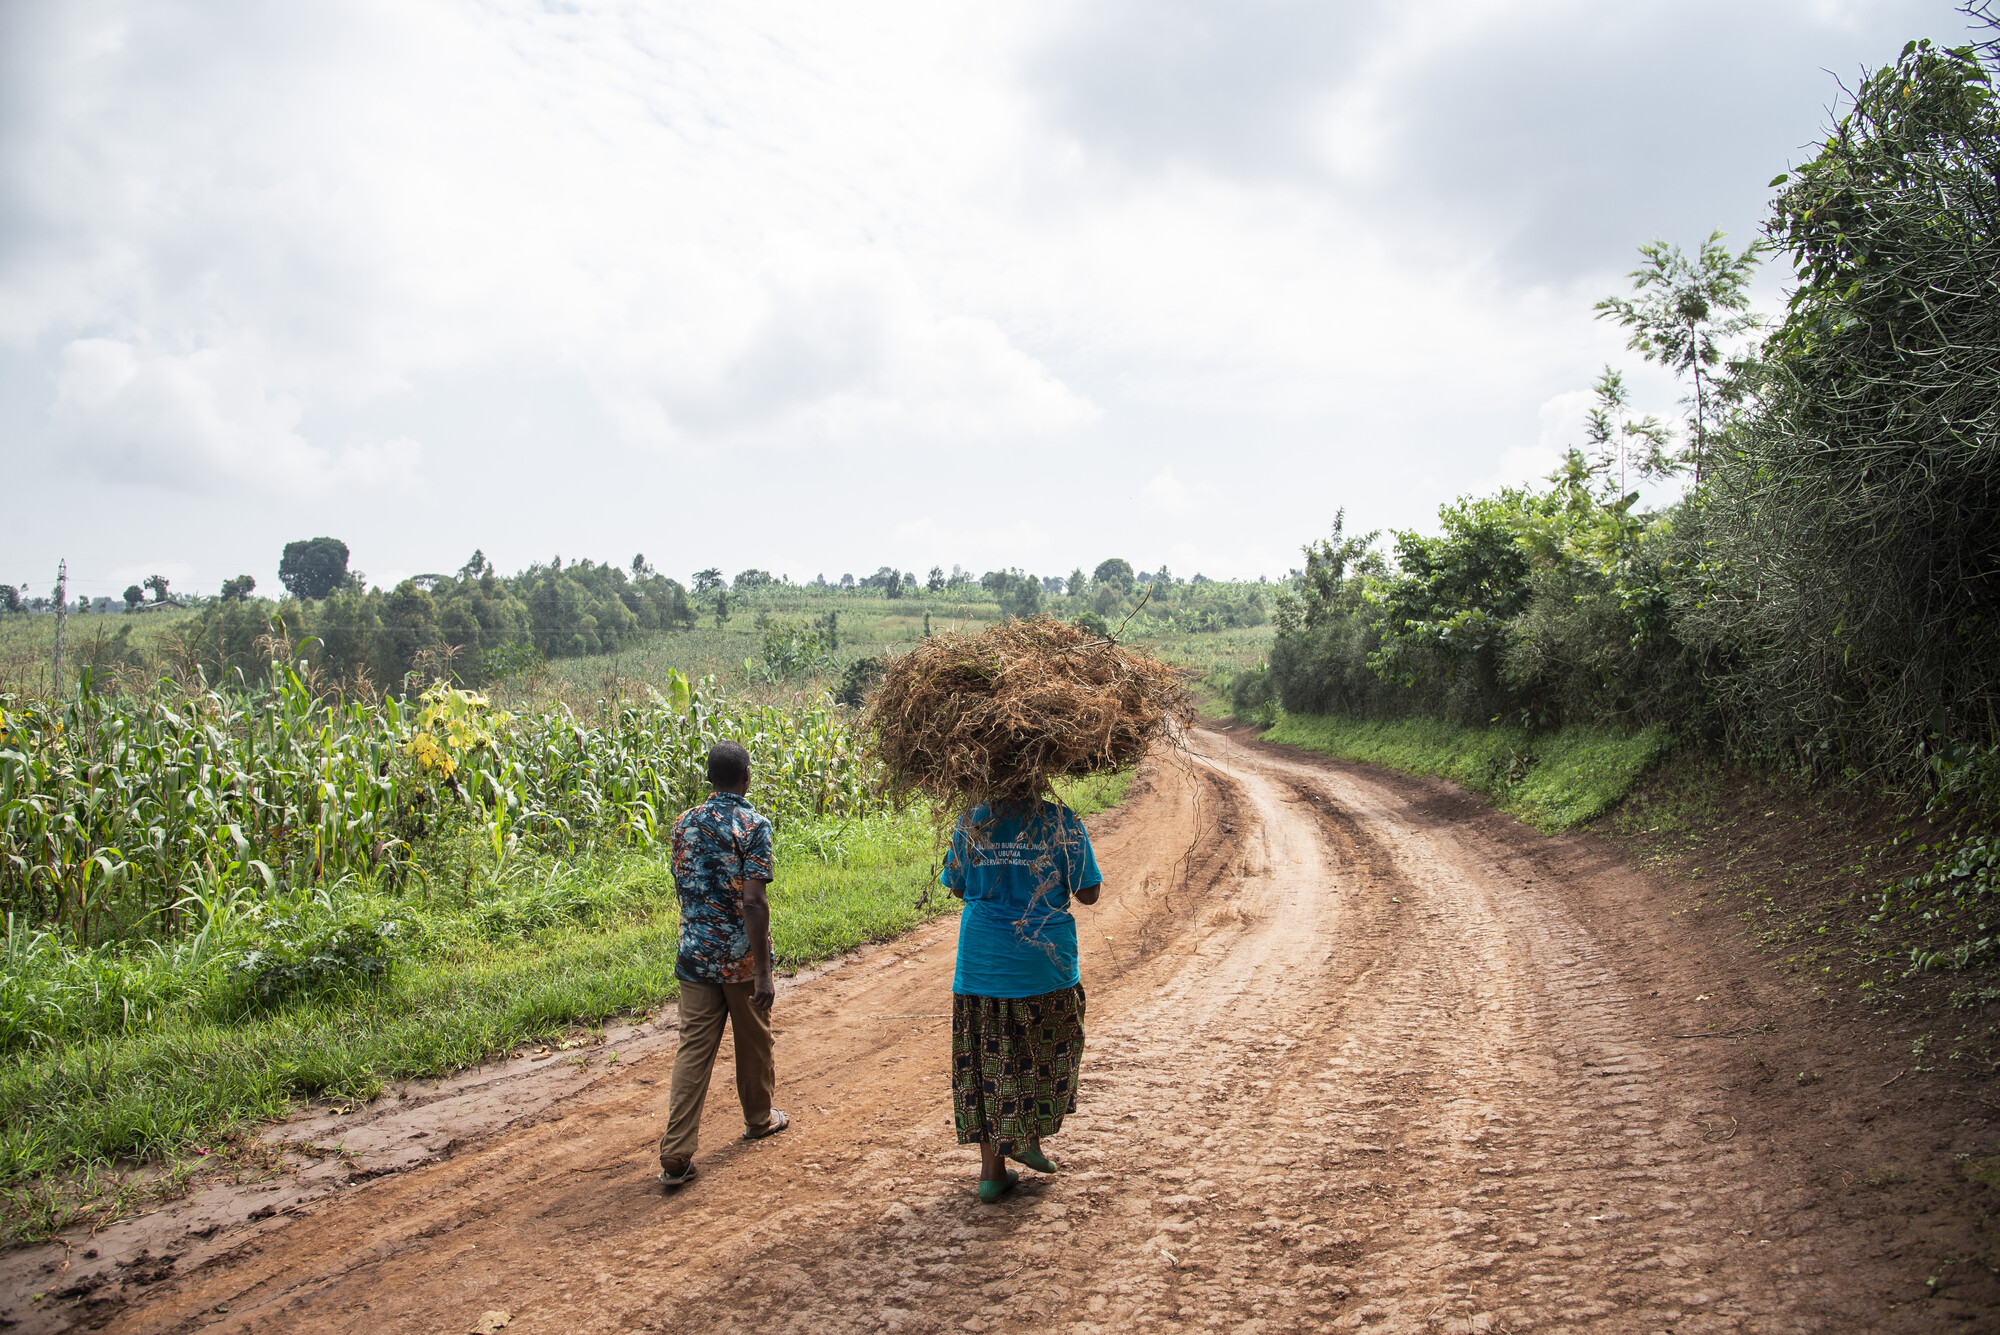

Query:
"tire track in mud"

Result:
[[48, 728, 1943, 1334]]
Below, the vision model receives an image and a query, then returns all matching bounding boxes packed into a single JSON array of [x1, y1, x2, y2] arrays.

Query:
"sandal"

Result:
[[1010, 1145, 1061, 1174], [658, 1158, 697, 1189], [744, 1109, 791, 1141], [976, 1169, 1019, 1204]]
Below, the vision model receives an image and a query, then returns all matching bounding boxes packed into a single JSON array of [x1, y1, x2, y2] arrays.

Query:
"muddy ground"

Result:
[[7, 724, 1999, 1333]]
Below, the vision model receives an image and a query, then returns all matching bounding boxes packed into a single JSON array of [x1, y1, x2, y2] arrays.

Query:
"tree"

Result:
[[1581, 367, 1674, 495], [143, 574, 171, 604], [0, 585, 19, 614], [693, 568, 725, 595], [220, 574, 257, 602], [714, 590, 731, 627], [1595, 232, 1764, 484], [670, 581, 697, 629], [734, 569, 775, 591], [927, 566, 946, 592], [279, 537, 351, 600], [459, 549, 491, 581], [1092, 558, 1136, 594], [860, 566, 905, 599], [1000, 577, 1043, 620], [1067, 567, 1088, 596], [123, 584, 144, 611], [631, 553, 653, 578]]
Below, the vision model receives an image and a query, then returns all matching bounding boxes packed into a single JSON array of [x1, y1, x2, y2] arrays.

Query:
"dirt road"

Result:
[[21, 725, 1999, 1332]]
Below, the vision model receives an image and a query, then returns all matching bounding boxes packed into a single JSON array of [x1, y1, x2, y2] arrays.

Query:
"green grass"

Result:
[[1260, 713, 1669, 831], [1053, 767, 1137, 818]]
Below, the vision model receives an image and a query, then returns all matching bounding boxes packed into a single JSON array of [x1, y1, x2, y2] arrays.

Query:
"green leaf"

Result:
[[1768, 173, 1790, 187]]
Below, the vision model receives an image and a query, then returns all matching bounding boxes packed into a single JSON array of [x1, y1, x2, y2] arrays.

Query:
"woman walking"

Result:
[[942, 795, 1102, 1202]]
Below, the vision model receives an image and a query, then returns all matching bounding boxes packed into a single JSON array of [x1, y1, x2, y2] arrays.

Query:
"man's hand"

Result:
[[743, 877, 776, 1009]]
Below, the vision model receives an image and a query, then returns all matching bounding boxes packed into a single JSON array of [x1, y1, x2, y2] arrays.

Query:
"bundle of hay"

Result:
[[862, 615, 1191, 811]]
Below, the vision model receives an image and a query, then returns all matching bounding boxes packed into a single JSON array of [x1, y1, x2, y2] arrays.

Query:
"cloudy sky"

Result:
[[0, 0, 1978, 599]]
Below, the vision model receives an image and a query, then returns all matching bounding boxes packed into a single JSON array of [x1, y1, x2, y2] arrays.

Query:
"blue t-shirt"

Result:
[[942, 801, 1101, 999]]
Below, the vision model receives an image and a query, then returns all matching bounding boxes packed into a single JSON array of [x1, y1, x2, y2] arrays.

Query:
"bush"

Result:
[[835, 656, 886, 709], [1230, 665, 1276, 725], [232, 910, 405, 1006]]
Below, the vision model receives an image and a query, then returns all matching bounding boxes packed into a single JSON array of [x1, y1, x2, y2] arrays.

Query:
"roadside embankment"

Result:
[[1258, 712, 1667, 831]]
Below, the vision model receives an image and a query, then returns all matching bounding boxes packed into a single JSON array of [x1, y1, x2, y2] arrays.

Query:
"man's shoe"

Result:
[[658, 1157, 697, 1189], [743, 1109, 790, 1141]]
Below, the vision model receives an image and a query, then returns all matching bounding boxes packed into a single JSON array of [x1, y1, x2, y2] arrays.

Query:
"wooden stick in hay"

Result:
[[861, 614, 1193, 816]]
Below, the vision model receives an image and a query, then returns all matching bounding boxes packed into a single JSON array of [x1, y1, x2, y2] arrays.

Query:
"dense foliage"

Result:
[[1682, 36, 2000, 777], [1271, 32, 2000, 798]]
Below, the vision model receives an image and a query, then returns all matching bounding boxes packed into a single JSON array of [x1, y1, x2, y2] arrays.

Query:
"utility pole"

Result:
[[52, 558, 67, 699]]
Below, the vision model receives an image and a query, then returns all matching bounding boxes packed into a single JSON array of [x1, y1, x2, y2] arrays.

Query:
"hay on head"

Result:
[[861, 615, 1192, 813]]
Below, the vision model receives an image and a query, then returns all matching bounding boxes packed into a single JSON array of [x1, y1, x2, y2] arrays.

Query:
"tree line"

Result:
[[50, 529, 1268, 695]]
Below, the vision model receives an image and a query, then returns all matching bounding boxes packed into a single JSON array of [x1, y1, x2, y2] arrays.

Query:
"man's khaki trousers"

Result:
[[658, 978, 775, 1166]]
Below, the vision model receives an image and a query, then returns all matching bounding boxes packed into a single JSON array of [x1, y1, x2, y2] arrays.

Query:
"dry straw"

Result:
[[862, 615, 1192, 813]]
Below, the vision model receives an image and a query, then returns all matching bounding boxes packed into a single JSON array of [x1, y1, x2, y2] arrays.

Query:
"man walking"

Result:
[[658, 740, 790, 1188]]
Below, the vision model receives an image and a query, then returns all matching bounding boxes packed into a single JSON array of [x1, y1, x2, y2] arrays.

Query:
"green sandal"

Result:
[[1010, 1146, 1061, 1174], [976, 1169, 1019, 1204]]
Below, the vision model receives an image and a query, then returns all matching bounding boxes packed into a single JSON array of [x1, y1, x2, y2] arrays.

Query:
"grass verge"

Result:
[[1054, 767, 1136, 818], [1258, 713, 1669, 831]]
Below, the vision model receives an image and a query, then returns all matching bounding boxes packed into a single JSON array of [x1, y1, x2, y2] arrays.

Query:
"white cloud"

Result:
[[50, 338, 421, 493], [0, 0, 1959, 588], [1141, 470, 1197, 516]]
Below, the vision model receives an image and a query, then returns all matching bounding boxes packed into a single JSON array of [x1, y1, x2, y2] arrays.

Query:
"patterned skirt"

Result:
[[950, 985, 1086, 1154]]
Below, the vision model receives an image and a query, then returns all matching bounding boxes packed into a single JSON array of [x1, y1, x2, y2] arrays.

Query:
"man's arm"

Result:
[[742, 878, 775, 1008], [1075, 883, 1101, 906]]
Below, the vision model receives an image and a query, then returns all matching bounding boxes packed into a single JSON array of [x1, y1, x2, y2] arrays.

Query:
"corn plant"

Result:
[[0, 666, 885, 945]]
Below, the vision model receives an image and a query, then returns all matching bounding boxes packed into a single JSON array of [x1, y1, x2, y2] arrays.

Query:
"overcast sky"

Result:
[[0, 0, 1978, 599]]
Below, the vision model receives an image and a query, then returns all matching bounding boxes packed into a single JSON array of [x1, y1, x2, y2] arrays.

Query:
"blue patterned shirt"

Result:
[[671, 792, 775, 985]]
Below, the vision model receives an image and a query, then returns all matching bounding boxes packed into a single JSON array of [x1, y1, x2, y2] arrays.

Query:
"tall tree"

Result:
[[1595, 232, 1763, 483], [1092, 558, 1136, 594], [279, 537, 351, 600]]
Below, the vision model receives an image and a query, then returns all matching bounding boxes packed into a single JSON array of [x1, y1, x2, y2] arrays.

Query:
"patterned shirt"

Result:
[[671, 791, 775, 984]]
